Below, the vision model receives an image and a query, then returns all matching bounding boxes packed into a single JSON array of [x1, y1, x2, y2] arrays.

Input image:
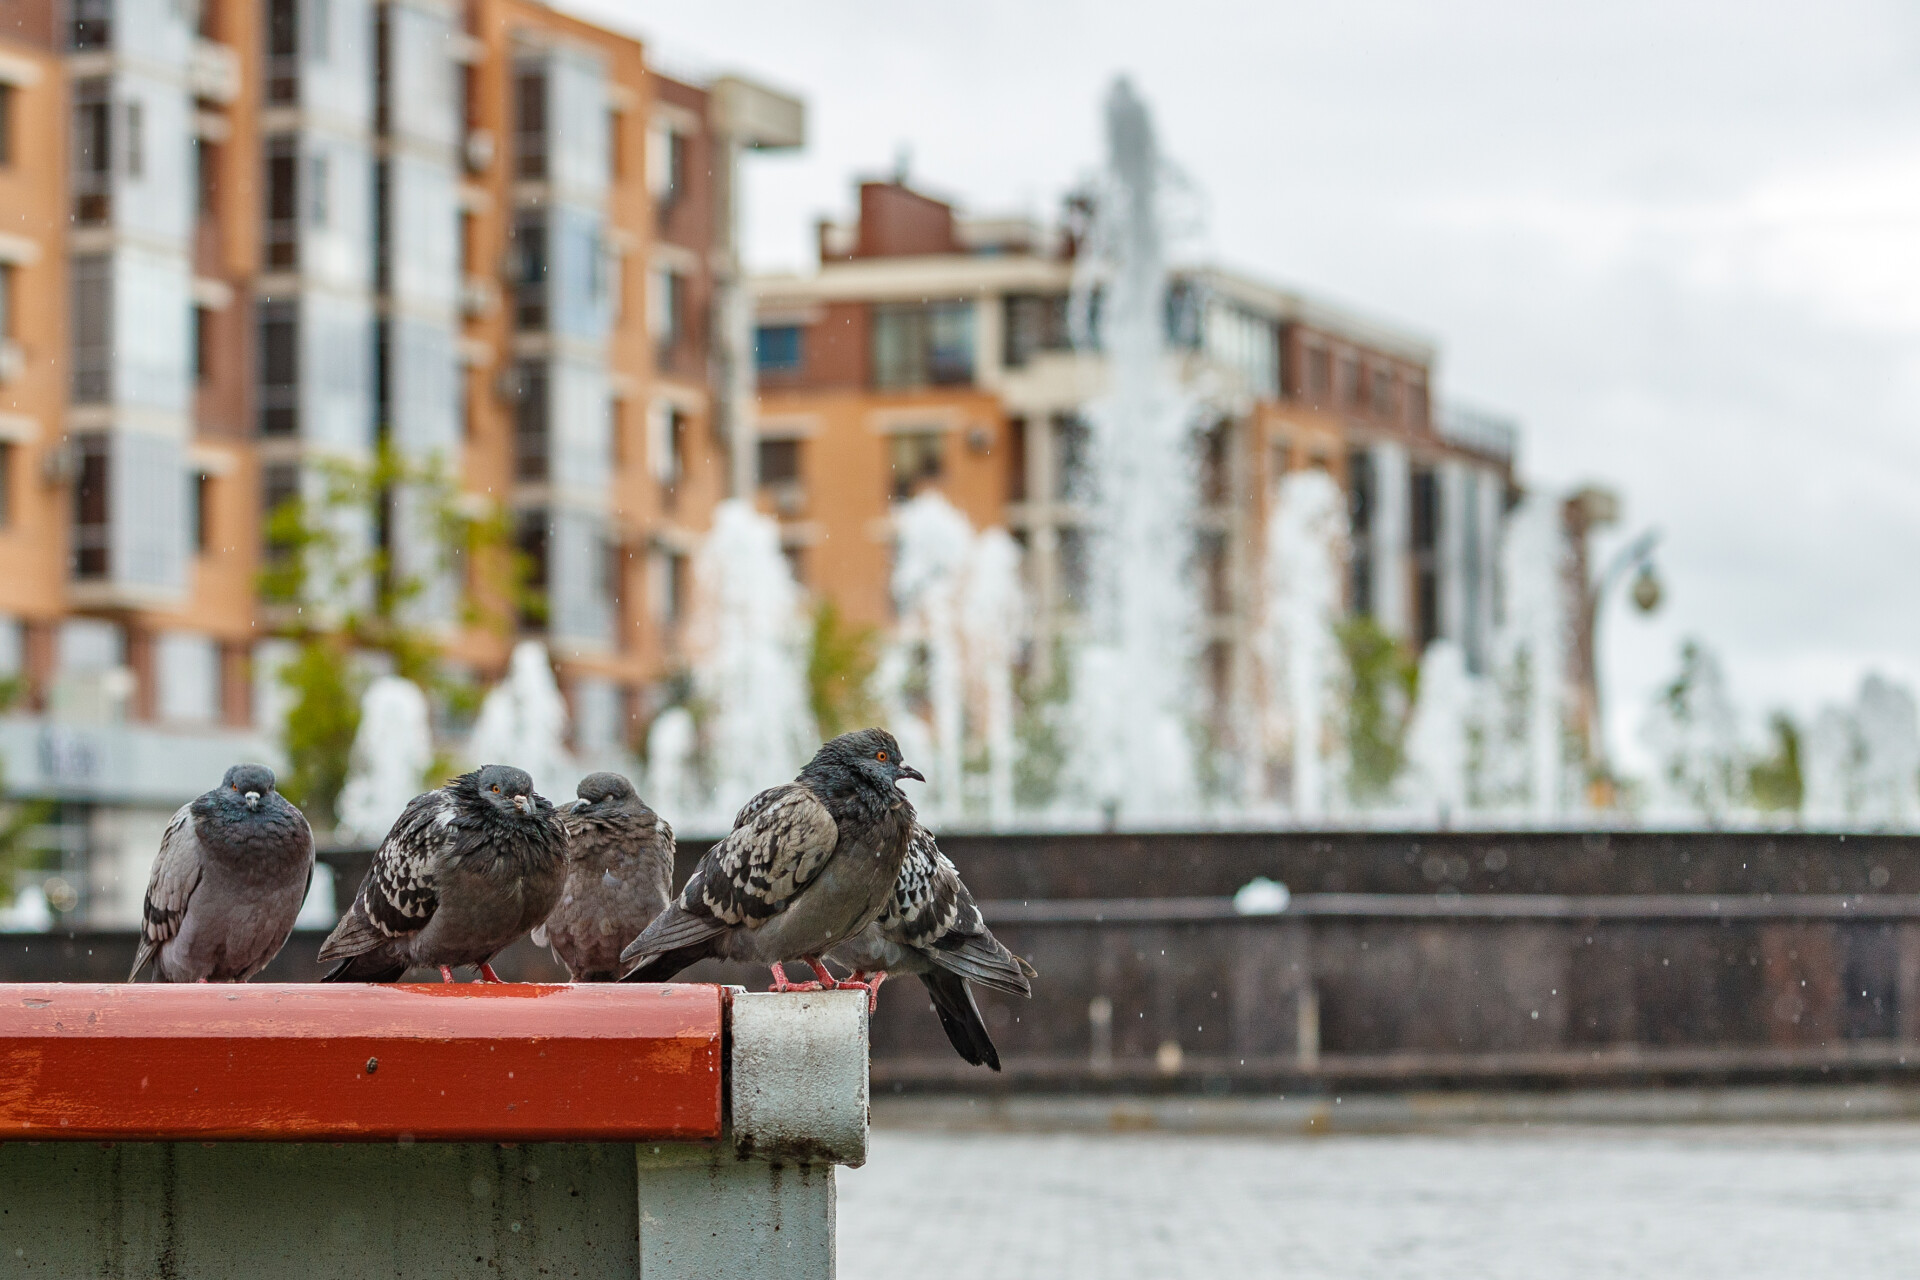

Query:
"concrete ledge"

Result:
[[731, 989, 870, 1167]]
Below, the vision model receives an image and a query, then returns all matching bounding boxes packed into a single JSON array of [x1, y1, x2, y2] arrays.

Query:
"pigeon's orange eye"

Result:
[[491, 784, 500, 793], [876, 750, 889, 762]]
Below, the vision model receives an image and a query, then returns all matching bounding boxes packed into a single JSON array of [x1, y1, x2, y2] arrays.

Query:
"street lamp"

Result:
[[1563, 487, 1661, 804]]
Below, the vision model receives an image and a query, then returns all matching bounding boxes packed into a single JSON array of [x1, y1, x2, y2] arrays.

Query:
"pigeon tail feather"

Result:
[[921, 968, 1001, 1071], [618, 903, 726, 967], [320, 948, 410, 983], [930, 932, 1033, 998], [618, 941, 716, 984]]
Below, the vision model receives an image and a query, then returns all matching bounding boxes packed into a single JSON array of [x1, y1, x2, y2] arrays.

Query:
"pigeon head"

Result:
[[219, 763, 279, 812], [802, 728, 924, 796], [466, 764, 543, 819], [573, 771, 642, 814]]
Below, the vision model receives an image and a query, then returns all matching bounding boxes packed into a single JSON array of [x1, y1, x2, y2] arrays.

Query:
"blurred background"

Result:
[[2, 0, 1920, 1274]]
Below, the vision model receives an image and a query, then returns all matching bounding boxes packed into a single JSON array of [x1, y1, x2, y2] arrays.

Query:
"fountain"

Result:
[[466, 639, 578, 804], [1257, 469, 1349, 818], [336, 675, 434, 842], [1638, 640, 1743, 824], [682, 499, 817, 824], [1804, 674, 1920, 827], [1401, 639, 1474, 823], [1064, 77, 1203, 823], [886, 492, 1026, 824], [644, 704, 701, 828], [1480, 493, 1572, 820]]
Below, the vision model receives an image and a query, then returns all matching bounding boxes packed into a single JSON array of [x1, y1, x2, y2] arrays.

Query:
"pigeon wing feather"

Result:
[[877, 824, 1032, 997], [129, 803, 203, 980], [620, 783, 836, 965], [316, 789, 449, 962]]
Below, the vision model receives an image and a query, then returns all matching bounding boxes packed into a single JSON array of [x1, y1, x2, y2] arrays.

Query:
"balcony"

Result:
[[189, 41, 240, 105], [0, 714, 279, 807]]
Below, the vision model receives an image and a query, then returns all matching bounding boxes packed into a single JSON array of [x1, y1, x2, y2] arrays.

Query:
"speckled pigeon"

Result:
[[533, 772, 673, 981], [830, 822, 1035, 1069], [129, 763, 314, 983], [318, 764, 566, 983], [619, 728, 923, 993]]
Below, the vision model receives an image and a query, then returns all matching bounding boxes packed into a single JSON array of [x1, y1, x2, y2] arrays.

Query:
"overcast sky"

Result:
[[570, 0, 1920, 772]]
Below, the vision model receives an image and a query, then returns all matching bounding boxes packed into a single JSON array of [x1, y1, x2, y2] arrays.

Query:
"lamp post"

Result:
[[1564, 487, 1660, 805]]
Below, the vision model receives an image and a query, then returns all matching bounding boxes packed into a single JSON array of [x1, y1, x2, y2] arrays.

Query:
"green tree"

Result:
[[259, 443, 516, 829], [1014, 641, 1071, 810], [1337, 615, 1418, 803], [806, 599, 879, 739], [1749, 711, 1804, 814]]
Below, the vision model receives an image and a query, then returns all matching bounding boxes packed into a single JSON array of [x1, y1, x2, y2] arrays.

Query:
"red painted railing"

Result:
[[0, 983, 723, 1143]]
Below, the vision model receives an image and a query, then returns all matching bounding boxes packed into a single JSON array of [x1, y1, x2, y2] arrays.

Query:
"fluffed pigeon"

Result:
[[129, 763, 314, 983], [619, 728, 923, 993], [830, 822, 1035, 1069], [317, 764, 566, 983], [533, 772, 673, 981]]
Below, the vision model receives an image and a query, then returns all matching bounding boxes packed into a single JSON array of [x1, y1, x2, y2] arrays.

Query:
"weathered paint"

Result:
[[0, 1142, 641, 1278], [730, 989, 869, 1167], [639, 1144, 836, 1280], [0, 983, 723, 1142]]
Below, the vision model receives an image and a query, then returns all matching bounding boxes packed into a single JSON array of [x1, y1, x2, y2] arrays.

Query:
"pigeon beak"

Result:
[[513, 795, 532, 814], [244, 791, 260, 809], [898, 765, 925, 784]]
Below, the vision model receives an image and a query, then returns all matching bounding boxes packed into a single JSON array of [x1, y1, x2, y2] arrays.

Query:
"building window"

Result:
[[514, 67, 547, 180], [0, 262, 12, 345], [1411, 467, 1440, 648], [515, 510, 549, 630], [649, 268, 684, 354], [1003, 293, 1070, 368], [72, 434, 111, 579], [306, 152, 328, 227], [72, 79, 112, 225], [511, 213, 547, 331], [1306, 346, 1331, 403], [511, 362, 549, 483], [71, 0, 112, 49], [1339, 355, 1361, 409], [1372, 368, 1396, 418], [1051, 411, 1090, 501], [887, 429, 944, 502], [193, 307, 212, 383], [123, 100, 142, 179], [0, 441, 12, 528], [156, 632, 219, 725], [1348, 448, 1374, 616], [0, 83, 13, 168], [1006, 416, 1027, 503], [649, 401, 686, 495], [257, 303, 298, 436], [266, 0, 299, 103], [70, 255, 112, 404], [647, 547, 687, 627], [757, 438, 800, 486], [872, 301, 974, 389], [264, 136, 299, 269], [1408, 378, 1430, 431], [648, 124, 687, 208], [191, 471, 213, 553], [261, 461, 300, 570], [1057, 526, 1090, 613], [755, 324, 803, 374], [195, 138, 218, 216]]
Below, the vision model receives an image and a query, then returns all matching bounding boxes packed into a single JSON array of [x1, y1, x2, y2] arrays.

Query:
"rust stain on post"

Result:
[[0, 983, 724, 1143]]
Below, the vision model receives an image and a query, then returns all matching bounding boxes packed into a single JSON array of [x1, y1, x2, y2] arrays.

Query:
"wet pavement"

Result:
[[841, 1121, 1920, 1278]]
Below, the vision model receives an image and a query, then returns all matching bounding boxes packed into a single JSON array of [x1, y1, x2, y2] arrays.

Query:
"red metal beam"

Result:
[[0, 983, 723, 1142]]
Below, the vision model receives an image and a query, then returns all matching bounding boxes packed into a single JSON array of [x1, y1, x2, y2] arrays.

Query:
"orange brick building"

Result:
[[0, 0, 797, 922], [753, 179, 1516, 727]]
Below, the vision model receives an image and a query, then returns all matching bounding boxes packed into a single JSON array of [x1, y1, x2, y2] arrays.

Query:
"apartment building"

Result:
[[0, 0, 799, 923], [753, 179, 1515, 733]]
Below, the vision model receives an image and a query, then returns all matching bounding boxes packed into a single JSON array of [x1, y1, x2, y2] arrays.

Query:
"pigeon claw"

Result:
[[846, 970, 888, 1013], [438, 965, 457, 983], [478, 963, 506, 984], [767, 961, 823, 994]]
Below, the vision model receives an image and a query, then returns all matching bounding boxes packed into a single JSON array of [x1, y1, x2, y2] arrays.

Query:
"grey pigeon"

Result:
[[318, 765, 566, 983], [830, 822, 1035, 1070], [129, 763, 314, 983], [533, 772, 674, 981], [619, 728, 923, 992]]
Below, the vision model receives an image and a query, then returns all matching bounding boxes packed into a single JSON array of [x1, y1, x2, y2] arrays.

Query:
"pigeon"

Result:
[[317, 765, 566, 983], [829, 823, 1035, 1070], [533, 772, 674, 981], [129, 763, 315, 983], [619, 728, 924, 993]]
